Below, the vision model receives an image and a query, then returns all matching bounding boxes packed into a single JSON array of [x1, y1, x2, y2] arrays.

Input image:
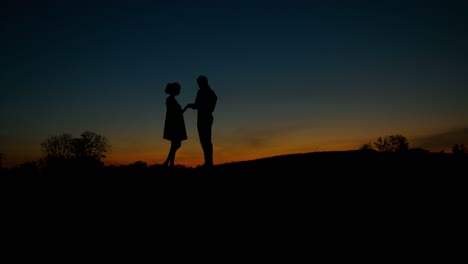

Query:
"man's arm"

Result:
[[183, 102, 198, 112], [183, 91, 200, 113], [182, 104, 195, 113]]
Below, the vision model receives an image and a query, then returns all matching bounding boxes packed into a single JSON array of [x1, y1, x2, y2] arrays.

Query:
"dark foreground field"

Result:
[[2, 151, 464, 262], [2, 151, 468, 198], [3, 150, 466, 177], [0, 151, 468, 260], [3, 150, 465, 190], [2, 150, 465, 238]]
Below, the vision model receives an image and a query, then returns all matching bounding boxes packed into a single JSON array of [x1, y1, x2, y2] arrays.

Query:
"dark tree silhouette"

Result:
[[41, 133, 74, 159], [359, 143, 376, 152], [72, 131, 110, 160], [40, 131, 110, 176], [41, 131, 110, 161], [388, 134, 409, 152], [374, 137, 387, 152], [373, 134, 408, 152], [452, 144, 466, 155]]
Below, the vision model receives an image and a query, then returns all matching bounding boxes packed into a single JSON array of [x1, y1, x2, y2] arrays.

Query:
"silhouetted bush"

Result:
[[408, 148, 430, 155], [41, 134, 74, 159], [41, 131, 110, 160], [71, 131, 110, 160], [40, 131, 110, 176], [359, 143, 377, 152], [129, 161, 148, 169], [452, 144, 466, 156], [374, 134, 408, 152]]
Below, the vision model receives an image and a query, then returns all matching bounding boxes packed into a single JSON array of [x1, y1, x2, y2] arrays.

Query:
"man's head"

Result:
[[197, 75, 209, 89]]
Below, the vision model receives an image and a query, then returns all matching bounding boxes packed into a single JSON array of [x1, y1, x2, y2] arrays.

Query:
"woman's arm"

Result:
[[183, 103, 196, 113]]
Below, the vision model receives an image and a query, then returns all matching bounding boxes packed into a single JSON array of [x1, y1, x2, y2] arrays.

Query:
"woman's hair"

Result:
[[165, 82, 181, 95]]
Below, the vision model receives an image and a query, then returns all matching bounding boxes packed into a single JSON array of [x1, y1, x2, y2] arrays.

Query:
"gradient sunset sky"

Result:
[[1, 0, 467, 168]]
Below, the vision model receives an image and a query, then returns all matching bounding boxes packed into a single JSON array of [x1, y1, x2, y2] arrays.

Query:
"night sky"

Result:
[[2, 0, 468, 168]]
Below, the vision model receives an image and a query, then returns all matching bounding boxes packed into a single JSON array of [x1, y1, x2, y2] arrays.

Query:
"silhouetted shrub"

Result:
[[359, 143, 376, 152], [408, 148, 430, 155], [71, 131, 110, 160], [41, 134, 74, 159], [129, 161, 148, 170], [42, 131, 110, 160], [373, 134, 408, 152], [452, 144, 466, 156], [41, 131, 110, 176]]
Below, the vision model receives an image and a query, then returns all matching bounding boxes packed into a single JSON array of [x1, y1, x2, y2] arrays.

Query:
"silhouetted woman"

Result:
[[162, 82, 187, 167]]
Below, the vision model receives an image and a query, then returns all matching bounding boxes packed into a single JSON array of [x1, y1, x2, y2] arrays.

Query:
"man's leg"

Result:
[[198, 115, 214, 166]]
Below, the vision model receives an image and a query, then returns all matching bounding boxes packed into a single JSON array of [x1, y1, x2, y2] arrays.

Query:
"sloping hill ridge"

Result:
[[214, 150, 466, 177], [3, 150, 466, 178], [3, 150, 465, 206]]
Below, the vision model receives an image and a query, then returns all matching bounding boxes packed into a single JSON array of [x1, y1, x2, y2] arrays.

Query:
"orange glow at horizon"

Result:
[[2, 125, 465, 169], [101, 137, 362, 168]]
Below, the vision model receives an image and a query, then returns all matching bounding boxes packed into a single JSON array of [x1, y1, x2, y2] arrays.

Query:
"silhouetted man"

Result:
[[184, 75, 217, 167]]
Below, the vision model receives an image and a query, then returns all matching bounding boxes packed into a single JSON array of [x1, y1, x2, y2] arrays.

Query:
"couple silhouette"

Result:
[[162, 75, 217, 168]]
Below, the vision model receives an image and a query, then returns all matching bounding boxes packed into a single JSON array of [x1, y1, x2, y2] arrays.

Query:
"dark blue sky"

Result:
[[1, 0, 467, 167]]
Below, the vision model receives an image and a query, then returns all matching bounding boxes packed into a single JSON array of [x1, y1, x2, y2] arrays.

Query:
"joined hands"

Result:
[[182, 103, 195, 113]]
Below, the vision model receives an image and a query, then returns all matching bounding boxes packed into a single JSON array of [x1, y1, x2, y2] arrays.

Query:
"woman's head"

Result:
[[165, 82, 181, 95]]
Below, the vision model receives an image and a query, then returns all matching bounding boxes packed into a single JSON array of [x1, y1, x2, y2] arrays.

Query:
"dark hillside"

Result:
[[3, 150, 465, 178], [214, 150, 465, 176], [2, 151, 464, 215]]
